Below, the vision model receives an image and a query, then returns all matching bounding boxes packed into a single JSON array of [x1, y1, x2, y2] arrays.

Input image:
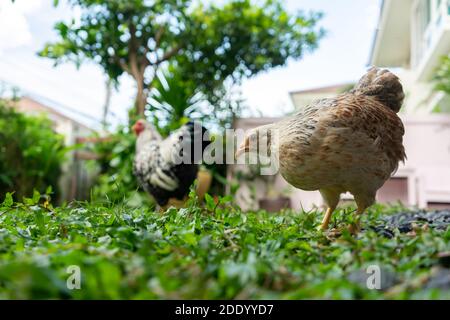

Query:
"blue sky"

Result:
[[0, 0, 381, 128]]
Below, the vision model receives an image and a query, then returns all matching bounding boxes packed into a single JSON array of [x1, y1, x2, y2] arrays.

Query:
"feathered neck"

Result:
[[136, 127, 161, 154], [253, 123, 277, 155]]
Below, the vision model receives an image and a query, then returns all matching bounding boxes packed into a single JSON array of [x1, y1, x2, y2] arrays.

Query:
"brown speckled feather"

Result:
[[274, 68, 406, 210], [238, 68, 407, 230]]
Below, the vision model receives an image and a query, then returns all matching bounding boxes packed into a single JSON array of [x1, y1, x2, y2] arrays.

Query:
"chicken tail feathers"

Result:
[[352, 67, 405, 113]]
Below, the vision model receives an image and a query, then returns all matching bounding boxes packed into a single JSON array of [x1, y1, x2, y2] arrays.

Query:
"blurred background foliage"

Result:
[[39, 0, 324, 204], [435, 55, 450, 95], [2, 0, 325, 205], [0, 100, 66, 201], [40, 0, 324, 118], [148, 64, 204, 136]]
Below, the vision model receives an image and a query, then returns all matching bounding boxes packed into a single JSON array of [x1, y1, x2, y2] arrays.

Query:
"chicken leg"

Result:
[[320, 206, 336, 230], [348, 207, 364, 234], [348, 193, 375, 234], [160, 197, 188, 212], [318, 188, 341, 230]]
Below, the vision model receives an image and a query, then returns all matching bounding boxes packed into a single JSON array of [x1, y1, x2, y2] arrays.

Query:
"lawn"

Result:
[[0, 191, 449, 299]]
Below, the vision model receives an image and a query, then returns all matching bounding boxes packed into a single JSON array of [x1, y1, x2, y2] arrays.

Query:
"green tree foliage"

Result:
[[39, 0, 323, 117], [435, 55, 450, 95], [176, 0, 323, 104], [148, 63, 248, 134], [148, 65, 202, 136], [0, 101, 66, 200]]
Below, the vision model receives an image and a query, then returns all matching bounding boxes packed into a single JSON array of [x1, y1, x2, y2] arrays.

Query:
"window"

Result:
[[412, 0, 449, 67], [425, 0, 432, 27], [436, 0, 443, 25]]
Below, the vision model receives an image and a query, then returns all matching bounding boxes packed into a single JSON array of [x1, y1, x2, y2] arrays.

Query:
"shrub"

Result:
[[0, 100, 66, 200]]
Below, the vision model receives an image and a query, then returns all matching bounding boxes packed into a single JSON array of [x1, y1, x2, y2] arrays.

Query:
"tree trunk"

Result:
[[127, 34, 147, 118], [136, 75, 146, 118]]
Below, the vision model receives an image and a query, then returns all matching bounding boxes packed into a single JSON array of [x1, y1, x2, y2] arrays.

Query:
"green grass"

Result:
[[0, 190, 449, 299]]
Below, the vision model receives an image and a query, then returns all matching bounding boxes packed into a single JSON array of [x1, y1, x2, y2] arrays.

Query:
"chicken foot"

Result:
[[348, 206, 365, 234]]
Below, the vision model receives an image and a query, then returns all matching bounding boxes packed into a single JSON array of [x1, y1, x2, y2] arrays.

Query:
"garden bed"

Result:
[[0, 193, 449, 299]]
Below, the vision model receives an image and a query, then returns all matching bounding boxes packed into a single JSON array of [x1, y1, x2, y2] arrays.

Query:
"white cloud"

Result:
[[0, 0, 43, 52], [13, 0, 43, 13]]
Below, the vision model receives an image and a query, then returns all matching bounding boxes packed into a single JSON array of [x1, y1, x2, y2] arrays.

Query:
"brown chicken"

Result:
[[236, 68, 406, 233]]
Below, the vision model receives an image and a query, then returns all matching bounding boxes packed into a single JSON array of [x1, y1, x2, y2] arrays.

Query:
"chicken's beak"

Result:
[[235, 139, 250, 159]]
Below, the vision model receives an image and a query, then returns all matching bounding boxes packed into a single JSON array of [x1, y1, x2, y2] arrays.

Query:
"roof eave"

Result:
[[369, 0, 412, 68], [368, 0, 386, 66]]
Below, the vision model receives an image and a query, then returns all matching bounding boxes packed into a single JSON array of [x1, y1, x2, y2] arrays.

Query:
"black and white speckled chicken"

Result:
[[132, 120, 210, 207]]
